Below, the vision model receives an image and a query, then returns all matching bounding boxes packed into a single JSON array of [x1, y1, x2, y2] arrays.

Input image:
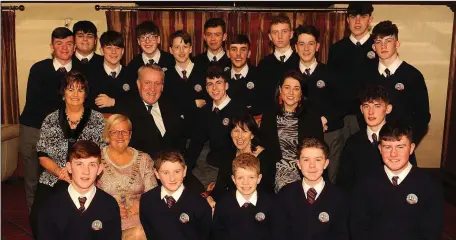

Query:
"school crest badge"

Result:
[[179, 213, 190, 223], [247, 81, 255, 89], [318, 212, 329, 223], [406, 193, 418, 204], [224, 66, 231, 72], [367, 51, 376, 59], [222, 118, 230, 126], [316, 80, 326, 88], [92, 220, 103, 230], [395, 83, 405, 91], [122, 83, 130, 92], [162, 67, 168, 72], [255, 212, 266, 222], [194, 84, 202, 92]]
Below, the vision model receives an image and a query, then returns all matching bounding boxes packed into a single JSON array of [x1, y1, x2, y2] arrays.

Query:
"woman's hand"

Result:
[[195, 99, 206, 108], [95, 94, 115, 108], [56, 167, 71, 183], [321, 116, 328, 132]]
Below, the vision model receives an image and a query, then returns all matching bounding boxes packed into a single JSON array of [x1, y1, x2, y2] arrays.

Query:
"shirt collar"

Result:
[[75, 51, 94, 61], [366, 124, 384, 143], [160, 184, 185, 202], [175, 61, 195, 78], [68, 184, 97, 211], [302, 178, 325, 200], [349, 32, 371, 45], [384, 162, 412, 185], [142, 50, 161, 65], [231, 64, 249, 79], [53, 58, 72, 72], [274, 46, 293, 62], [299, 59, 318, 75], [236, 190, 258, 207], [104, 63, 122, 77], [143, 100, 159, 109], [207, 50, 226, 61], [212, 95, 231, 111], [378, 57, 403, 76]]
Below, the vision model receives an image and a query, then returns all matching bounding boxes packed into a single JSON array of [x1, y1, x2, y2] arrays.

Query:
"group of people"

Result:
[[18, 2, 442, 240]]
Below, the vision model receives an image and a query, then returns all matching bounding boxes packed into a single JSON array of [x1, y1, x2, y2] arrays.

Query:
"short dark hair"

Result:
[[204, 18, 226, 33], [169, 30, 192, 47], [72, 20, 97, 37], [228, 34, 250, 49], [154, 150, 186, 170], [347, 3, 374, 16], [60, 71, 89, 98], [230, 113, 260, 152], [379, 121, 413, 144], [294, 24, 320, 43], [275, 69, 308, 115], [298, 137, 329, 160], [372, 20, 399, 40], [51, 27, 73, 43], [232, 153, 260, 175], [269, 14, 292, 33], [100, 30, 124, 48], [68, 140, 101, 163], [359, 84, 390, 105], [206, 65, 230, 83], [136, 21, 160, 37]]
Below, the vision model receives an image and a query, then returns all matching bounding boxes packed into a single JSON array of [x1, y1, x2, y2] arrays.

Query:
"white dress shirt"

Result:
[[302, 178, 325, 200], [207, 50, 226, 62], [378, 57, 403, 77], [68, 184, 97, 211], [53, 58, 72, 72], [384, 162, 412, 185], [212, 95, 231, 111], [231, 65, 249, 79], [367, 125, 384, 143], [142, 51, 161, 65], [299, 59, 318, 75], [143, 100, 166, 137], [236, 190, 258, 207], [104, 63, 122, 78], [75, 51, 94, 61], [274, 46, 293, 62], [160, 184, 185, 203], [349, 32, 371, 45], [175, 61, 195, 79]]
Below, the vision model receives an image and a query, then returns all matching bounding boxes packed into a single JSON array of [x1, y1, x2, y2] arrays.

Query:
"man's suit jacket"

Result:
[[117, 94, 186, 159]]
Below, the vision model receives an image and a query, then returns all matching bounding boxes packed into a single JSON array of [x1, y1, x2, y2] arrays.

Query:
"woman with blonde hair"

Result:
[[97, 114, 157, 240]]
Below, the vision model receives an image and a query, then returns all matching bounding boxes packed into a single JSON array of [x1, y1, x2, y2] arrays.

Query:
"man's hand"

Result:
[[95, 94, 115, 108], [321, 116, 328, 132]]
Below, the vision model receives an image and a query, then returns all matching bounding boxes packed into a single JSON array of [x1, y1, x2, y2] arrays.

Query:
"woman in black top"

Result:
[[259, 70, 323, 193], [30, 72, 105, 236]]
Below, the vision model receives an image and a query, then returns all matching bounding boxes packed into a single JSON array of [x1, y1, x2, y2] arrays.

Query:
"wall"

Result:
[[3, 3, 454, 167], [335, 4, 454, 168]]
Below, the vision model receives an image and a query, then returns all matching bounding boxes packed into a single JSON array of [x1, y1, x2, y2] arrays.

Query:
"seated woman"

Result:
[[97, 114, 157, 240], [30, 71, 105, 236], [212, 113, 275, 200], [259, 70, 323, 193]]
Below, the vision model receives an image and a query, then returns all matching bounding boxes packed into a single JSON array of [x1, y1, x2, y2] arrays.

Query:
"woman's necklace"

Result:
[[66, 109, 84, 127]]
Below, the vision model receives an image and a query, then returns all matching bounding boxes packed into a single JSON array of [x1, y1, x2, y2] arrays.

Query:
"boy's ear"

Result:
[[324, 159, 330, 170], [66, 162, 72, 174], [256, 174, 262, 184], [154, 168, 160, 180], [296, 160, 302, 170], [183, 165, 187, 178], [231, 175, 235, 184], [386, 104, 393, 114], [96, 163, 104, 176]]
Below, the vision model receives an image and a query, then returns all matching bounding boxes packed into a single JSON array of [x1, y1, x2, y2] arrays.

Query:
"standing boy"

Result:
[[140, 151, 212, 240], [72, 20, 103, 70], [36, 140, 121, 240]]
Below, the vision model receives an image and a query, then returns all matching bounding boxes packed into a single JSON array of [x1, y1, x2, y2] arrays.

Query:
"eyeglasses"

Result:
[[109, 130, 131, 136], [139, 34, 159, 42]]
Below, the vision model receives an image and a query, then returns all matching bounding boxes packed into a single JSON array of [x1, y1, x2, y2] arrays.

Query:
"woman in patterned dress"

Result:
[[30, 71, 105, 236], [97, 114, 157, 240], [259, 70, 323, 193]]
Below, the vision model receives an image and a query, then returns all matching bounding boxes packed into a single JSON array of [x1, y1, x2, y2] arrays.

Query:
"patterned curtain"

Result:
[[1, 10, 20, 124], [106, 10, 347, 66]]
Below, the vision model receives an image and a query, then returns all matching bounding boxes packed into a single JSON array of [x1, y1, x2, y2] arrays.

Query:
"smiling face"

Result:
[[231, 124, 254, 152], [297, 147, 329, 186], [280, 77, 302, 111], [361, 99, 392, 130], [101, 45, 124, 66], [75, 31, 96, 55], [138, 33, 161, 57], [379, 136, 415, 175], [137, 68, 164, 105], [206, 77, 228, 104], [66, 157, 103, 194], [154, 161, 187, 194], [51, 36, 75, 62], [228, 43, 250, 70], [232, 167, 261, 200], [347, 14, 372, 39], [203, 26, 227, 53], [169, 36, 192, 64], [108, 121, 131, 151], [373, 35, 400, 61], [295, 33, 320, 65], [64, 83, 86, 107], [268, 23, 293, 50]]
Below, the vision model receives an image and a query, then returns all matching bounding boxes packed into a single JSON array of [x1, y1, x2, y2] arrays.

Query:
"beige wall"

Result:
[[1, 2, 134, 113], [335, 4, 454, 167]]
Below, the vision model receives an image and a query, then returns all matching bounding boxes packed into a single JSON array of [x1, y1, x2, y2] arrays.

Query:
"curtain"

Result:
[[1, 10, 20, 124], [106, 10, 347, 66]]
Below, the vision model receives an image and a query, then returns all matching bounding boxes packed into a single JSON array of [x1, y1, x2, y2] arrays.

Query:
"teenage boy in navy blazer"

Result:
[[193, 18, 231, 71], [37, 140, 121, 240], [275, 138, 349, 240], [350, 122, 443, 240], [140, 151, 212, 240], [72, 20, 103, 73], [212, 153, 277, 240]]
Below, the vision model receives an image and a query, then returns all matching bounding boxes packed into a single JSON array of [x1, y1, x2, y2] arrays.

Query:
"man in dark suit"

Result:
[[72, 20, 103, 73]]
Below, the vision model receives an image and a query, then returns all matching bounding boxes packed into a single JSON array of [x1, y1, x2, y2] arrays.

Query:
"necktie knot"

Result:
[[279, 55, 286, 62], [58, 67, 67, 73], [213, 107, 220, 114], [307, 188, 317, 204], [182, 70, 188, 80], [148, 59, 155, 65], [356, 41, 362, 47], [384, 68, 391, 78], [81, 58, 89, 64], [304, 68, 311, 76], [78, 196, 87, 212], [242, 202, 251, 208], [110, 71, 117, 78], [146, 104, 153, 113], [372, 133, 378, 145], [212, 56, 217, 62], [234, 73, 242, 80], [392, 176, 399, 186], [165, 195, 176, 208]]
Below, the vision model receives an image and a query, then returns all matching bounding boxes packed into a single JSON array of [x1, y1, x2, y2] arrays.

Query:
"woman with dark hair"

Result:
[[259, 69, 323, 193], [211, 113, 275, 200], [30, 71, 105, 236]]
